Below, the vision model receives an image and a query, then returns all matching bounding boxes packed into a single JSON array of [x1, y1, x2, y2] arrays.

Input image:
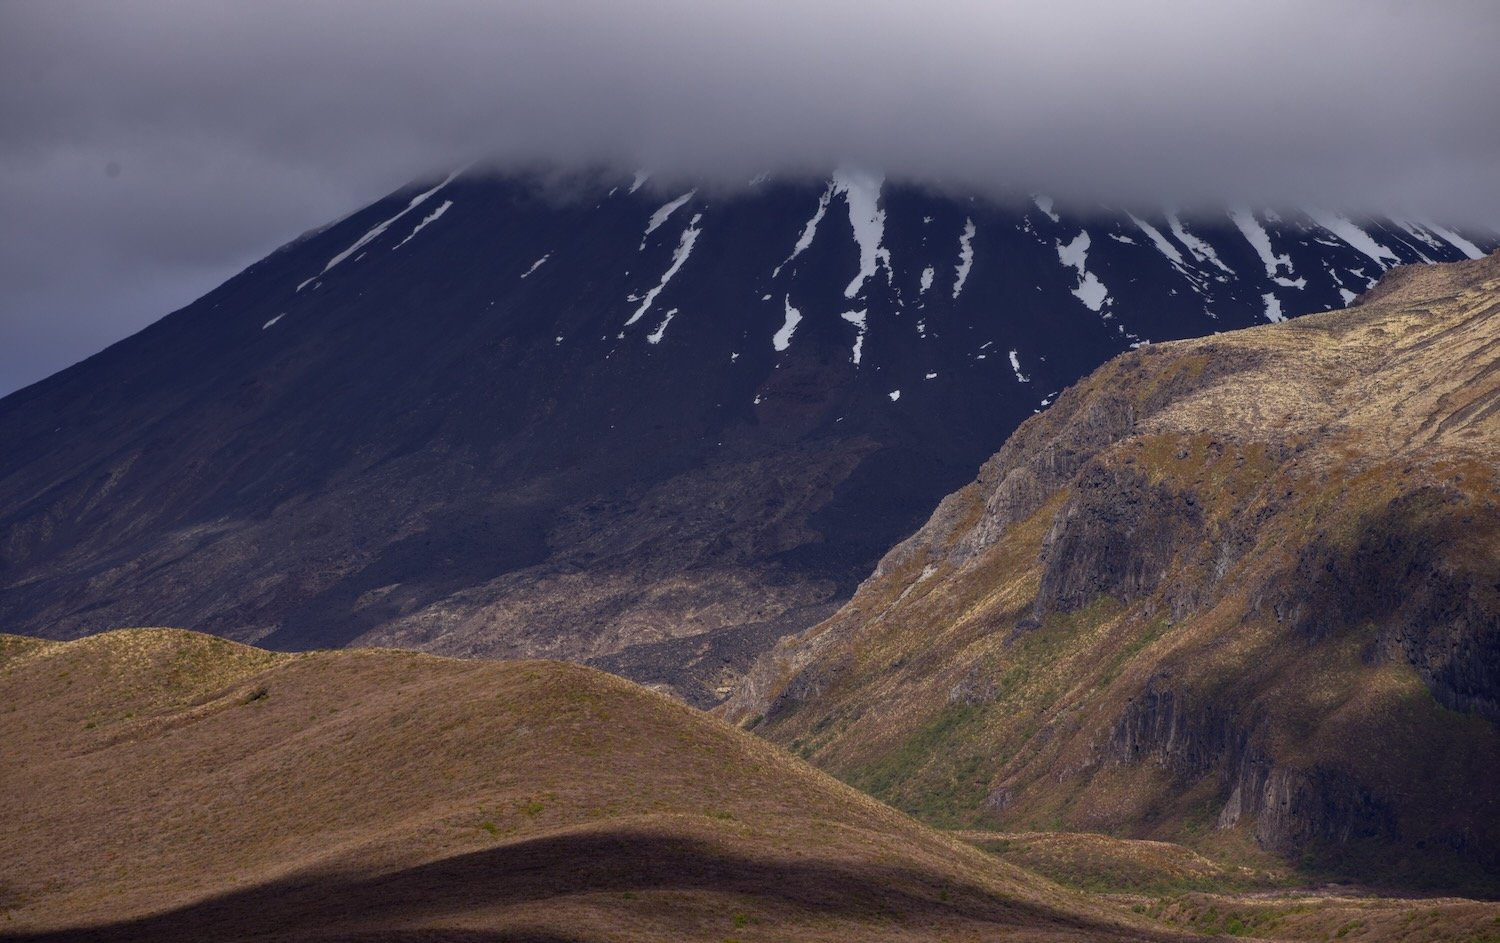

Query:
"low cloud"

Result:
[[3, 0, 1498, 392]]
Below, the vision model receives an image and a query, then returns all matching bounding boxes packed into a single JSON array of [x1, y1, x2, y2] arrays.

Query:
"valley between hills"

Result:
[[3, 253, 1498, 941]]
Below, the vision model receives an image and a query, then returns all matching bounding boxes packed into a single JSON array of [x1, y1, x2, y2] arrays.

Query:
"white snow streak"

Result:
[[1390, 221, 1436, 262], [262, 313, 285, 330], [521, 254, 550, 278], [393, 200, 452, 249], [629, 171, 650, 193], [1057, 231, 1110, 312], [1128, 213, 1183, 265], [646, 308, 677, 345], [775, 184, 833, 278], [1261, 292, 1286, 323], [919, 266, 935, 293], [304, 169, 459, 289], [1167, 213, 1234, 274], [832, 168, 890, 299], [773, 297, 802, 351], [625, 213, 702, 327], [1229, 208, 1294, 281], [1396, 220, 1445, 251], [1308, 211, 1400, 267], [1422, 221, 1487, 260], [642, 191, 696, 248], [841, 309, 868, 365], [952, 218, 976, 299], [1008, 350, 1030, 383], [1339, 288, 1358, 305], [889, 389, 901, 402]]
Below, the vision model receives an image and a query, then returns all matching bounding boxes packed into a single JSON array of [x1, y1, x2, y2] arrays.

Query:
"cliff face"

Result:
[[725, 253, 1500, 888]]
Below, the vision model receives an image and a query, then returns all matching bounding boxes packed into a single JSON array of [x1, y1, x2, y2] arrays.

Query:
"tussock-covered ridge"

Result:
[[726, 253, 1500, 891], [0, 627, 1171, 942]]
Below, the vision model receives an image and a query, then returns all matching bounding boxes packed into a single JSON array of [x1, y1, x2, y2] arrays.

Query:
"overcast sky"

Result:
[[3, 0, 1499, 396]]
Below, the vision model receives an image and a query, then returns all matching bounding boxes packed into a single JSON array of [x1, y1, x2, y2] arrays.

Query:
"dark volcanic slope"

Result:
[[0, 629, 1172, 943], [0, 166, 1493, 703], [726, 252, 1500, 889]]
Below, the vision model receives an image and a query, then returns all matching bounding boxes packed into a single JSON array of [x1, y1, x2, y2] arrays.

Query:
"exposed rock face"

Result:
[[1, 166, 1492, 706], [1033, 464, 1204, 616], [1105, 679, 1253, 781], [1221, 763, 1398, 856], [1275, 487, 1500, 721], [727, 253, 1500, 886]]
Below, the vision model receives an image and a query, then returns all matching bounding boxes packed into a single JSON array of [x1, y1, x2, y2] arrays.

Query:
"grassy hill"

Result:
[[726, 253, 1500, 894], [0, 628, 1173, 942]]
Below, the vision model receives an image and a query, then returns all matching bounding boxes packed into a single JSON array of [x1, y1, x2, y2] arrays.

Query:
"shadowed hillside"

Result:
[[0, 629, 1171, 942], [727, 252, 1500, 893]]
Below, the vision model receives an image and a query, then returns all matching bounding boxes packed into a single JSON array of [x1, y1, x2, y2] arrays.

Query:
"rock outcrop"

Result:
[[726, 252, 1500, 888]]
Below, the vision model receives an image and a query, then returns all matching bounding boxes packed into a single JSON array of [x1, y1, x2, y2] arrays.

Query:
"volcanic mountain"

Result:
[[0, 628, 1176, 942], [1, 166, 1493, 703], [725, 251, 1500, 890]]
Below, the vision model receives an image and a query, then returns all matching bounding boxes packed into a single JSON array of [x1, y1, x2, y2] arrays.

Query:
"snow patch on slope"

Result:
[[773, 297, 802, 352], [1396, 221, 1445, 252], [841, 309, 868, 365], [832, 168, 890, 299], [1229, 208, 1294, 281], [1307, 211, 1400, 268], [521, 254, 550, 278], [952, 218, 976, 299], [775, 184, 833, 278], [1261, 292, 1286, 323], [1057, 231, 1110, 312], [1128, 213, 1184, 265], [393, 200, 452, 249], [625, 213, 702, 327], [1168, 213, 1234, 275], [1422, 221, 1486, 260], [642, 191, 696, 248], [1008, 350, 1030, 383], [302, 169, 459, 289], [646, 308, 677, 345]]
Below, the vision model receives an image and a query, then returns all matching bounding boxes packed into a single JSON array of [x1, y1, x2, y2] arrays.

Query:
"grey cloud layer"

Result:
[[2, 0, 1498, 393]]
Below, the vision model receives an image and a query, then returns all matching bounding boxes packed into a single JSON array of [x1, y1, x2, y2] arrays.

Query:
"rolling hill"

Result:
[[0, 627, 1178, 942]]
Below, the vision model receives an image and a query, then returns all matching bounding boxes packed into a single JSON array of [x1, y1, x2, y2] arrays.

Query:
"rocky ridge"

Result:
[[725, 253, 1500, 888]]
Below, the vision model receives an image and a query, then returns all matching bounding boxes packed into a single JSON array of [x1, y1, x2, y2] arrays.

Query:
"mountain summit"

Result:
[[1, 166, 1493, 702]]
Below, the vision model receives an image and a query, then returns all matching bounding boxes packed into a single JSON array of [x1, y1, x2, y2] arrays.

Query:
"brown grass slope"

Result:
[[725, 253, 1500, 892], [0, 628, 1177, 943]]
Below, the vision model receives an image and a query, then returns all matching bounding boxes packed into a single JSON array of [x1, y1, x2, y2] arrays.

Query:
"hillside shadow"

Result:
[[0, 827, 1164, 942]]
